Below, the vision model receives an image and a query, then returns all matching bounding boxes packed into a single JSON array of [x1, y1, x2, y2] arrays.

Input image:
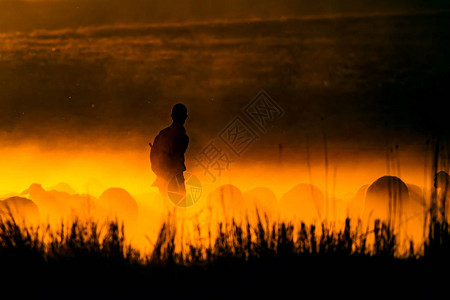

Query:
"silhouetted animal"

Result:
[[364, 176, 410, 222], [67, 194, 98, 219], [279, 184, 324, 222], [98, 188, 139, 222], [21, 183, 98, 221], [207, 184, 246, 221], [48, 182, 77, 195], [360, 177, 426, 241], [21, 183, 68, 219], [47, 183, 97, 218], [346, 184, 369, 218], [243, 187, 277, 218], [407, 184, 425, 207], [0, 196, 39, 224]]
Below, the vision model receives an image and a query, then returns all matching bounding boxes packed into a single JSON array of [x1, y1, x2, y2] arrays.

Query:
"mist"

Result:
[[1, 2, 449, 235], [1, 12, 449, 157], [1, 0, 449, 33]]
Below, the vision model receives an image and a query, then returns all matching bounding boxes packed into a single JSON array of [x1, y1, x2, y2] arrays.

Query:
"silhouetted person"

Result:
[[150, 104, 189, 199]]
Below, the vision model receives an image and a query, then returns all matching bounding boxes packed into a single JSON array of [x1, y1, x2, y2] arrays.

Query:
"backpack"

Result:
[[150, 132, 173, 180], [150, 134, 163, 177]]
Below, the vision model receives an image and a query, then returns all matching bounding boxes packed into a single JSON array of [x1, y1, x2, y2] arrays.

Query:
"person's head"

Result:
[[434, 171, 450, 189], [171, 103, 188, 124]]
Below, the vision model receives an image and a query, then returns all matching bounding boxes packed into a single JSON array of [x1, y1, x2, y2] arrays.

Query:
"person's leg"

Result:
[[175, 172, 186, 194], [154, 177, 171, 212], [167, 172, 186, 207]]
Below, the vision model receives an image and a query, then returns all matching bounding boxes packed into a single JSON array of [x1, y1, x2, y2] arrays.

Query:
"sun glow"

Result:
[[0, 139, 435, 252]]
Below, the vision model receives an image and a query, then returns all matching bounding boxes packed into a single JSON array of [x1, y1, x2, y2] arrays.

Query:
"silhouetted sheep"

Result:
[[364, 176, 412, 222], [243, 187, 277, 218], [0, 196, 40, 224], [207, 184, 245, 221], [48, 182, 77, 195], [279, 184, 324, 222], [346, 184, 369, 219], [21, 183, 68, 220], [407, 184, 425, 207], [21, 183, 98, 222], [98, 188, 139, 222]]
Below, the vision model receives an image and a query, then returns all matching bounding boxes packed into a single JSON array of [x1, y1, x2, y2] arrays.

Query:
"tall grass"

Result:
[[0, 208, 446, 266], [0, 200, 448, 296], [1, 137, 449, 295]]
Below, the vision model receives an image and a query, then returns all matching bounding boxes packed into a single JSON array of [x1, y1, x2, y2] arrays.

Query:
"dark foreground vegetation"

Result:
[[1, 207, 449, 299]]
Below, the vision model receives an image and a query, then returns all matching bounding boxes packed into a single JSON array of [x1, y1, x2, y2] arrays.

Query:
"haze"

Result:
[[0, 1, 449, 249]]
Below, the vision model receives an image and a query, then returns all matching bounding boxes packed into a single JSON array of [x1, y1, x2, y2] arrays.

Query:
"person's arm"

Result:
[[173, 133, 189, 172], [150, 133, 162, 175], [182, 134, 189, 154]]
